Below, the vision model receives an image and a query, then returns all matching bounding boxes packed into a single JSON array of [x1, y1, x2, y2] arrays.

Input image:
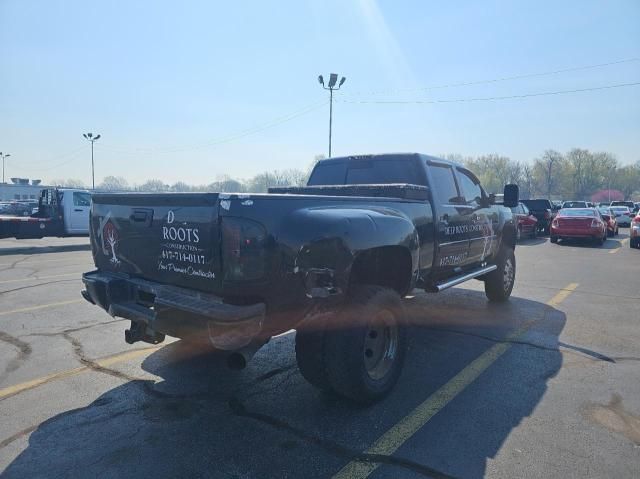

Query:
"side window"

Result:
[[73, 192, 91, 207], [456, 169, 483, 207], [429, 164, 461, 204], [522, 204, 529, 215]]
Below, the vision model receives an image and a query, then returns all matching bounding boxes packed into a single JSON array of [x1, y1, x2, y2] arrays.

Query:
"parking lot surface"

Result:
[[0, 234, 639, 478]]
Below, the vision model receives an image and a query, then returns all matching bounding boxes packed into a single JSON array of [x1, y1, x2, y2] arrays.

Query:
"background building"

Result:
[[0, 178, 48, 201]]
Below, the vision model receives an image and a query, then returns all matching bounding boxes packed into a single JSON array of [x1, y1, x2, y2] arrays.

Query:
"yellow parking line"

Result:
[[609, 238, 629, 254], [0, 299, 83, 317], [0, 347, 159, 400], [332, 282, 579, 479], [0, 272, 80, 284]]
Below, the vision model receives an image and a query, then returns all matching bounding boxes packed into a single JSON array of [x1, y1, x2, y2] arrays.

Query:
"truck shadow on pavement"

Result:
[[4, 289, 567, 479]]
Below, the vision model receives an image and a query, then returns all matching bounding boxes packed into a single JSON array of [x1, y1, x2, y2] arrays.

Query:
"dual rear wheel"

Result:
[[295, 286, 406, 404], [295, 246, 517, 403]]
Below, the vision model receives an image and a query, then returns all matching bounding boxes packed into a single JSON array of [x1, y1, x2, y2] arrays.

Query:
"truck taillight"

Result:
[[590, 219, 602, 228], [552, 219, 559, 228], [222, 217, 267, 281], [633, 216, 640, 223]]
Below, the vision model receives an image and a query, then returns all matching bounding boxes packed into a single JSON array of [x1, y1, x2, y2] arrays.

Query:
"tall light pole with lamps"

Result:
[[0, 152, 11, 184], [318, 73, 346, 158], [83, 133, 101, 190]]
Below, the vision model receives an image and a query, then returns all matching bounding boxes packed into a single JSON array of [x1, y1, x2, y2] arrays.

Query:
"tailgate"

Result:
[[90, 193, 222, 292]]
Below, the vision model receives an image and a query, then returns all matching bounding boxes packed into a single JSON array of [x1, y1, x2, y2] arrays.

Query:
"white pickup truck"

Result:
[[0, 188, 91, 239]]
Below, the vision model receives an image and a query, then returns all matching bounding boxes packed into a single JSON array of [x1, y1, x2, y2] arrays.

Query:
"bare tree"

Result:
[[138, 179, 169, 192], [49, 178, 86, 188], [534, 150, 563, 200], [99, 176, 129, 191]]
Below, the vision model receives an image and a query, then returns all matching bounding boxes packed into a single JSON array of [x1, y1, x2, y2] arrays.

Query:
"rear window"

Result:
[[521, 199, 551, 209], [563, 201, 587, 208], [560, 209, 595, 216], [308, 158, 422, 186], [611, 206, 629, 212], [610, 201, 634, 208]]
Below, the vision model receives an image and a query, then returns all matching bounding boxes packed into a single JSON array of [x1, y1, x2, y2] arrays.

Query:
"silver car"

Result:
[[610, 206, 633, 227]]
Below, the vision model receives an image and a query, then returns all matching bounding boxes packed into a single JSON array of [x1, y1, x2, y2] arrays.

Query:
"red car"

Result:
[[510, 202, 538, 240], [597, 207, 619, 237], [550, 208, 607, 246]]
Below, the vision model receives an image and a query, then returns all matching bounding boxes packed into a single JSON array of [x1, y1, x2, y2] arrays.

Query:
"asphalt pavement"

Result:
[[0, 233, 639, 478]]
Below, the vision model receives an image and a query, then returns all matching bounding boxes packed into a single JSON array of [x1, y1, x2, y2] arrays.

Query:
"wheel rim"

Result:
[[363, 309, 398, 381], [503, 257, 515, 292]]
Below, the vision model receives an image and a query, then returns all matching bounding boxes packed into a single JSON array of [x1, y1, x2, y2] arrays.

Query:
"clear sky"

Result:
[[1, 0, 639, 186]]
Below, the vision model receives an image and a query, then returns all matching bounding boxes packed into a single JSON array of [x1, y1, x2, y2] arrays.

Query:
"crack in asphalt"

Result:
[[0, 331, 33, 381], [0, 425, 39, 449], [0, 279, 78, 295], [21, 318, 126, 339], [0, 255, 31, 272], [427, 327, 640, 364], [227, 396, 457, 479]]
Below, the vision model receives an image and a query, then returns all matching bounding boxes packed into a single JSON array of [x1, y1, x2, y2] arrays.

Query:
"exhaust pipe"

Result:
[[226, 342, 265, 370]]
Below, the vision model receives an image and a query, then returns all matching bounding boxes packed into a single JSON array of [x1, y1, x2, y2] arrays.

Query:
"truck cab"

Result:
[[61, 189, 92, 234]]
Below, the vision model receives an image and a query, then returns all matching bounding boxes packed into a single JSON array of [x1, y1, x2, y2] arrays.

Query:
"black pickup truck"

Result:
[[520, 199, 555, 234], [82, 153, 518, 403]]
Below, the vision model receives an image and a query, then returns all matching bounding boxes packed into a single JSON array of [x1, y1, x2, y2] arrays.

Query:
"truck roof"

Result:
[[318, 152, 459, 168]]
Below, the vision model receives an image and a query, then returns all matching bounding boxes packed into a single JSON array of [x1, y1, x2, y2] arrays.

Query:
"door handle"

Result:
[[130, 208, 154, 227], [74, 208, 83, 212]]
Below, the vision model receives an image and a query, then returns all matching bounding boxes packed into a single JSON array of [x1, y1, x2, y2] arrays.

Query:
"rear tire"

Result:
[[484, 247, 516, 302], [297, 286, 407, 404], [295, 311, 333, 392], [550, 236, 558, 244], [531, 227, 537, 239]]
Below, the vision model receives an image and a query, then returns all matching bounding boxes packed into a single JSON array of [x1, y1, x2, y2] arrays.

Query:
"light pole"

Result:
[[0, 152, 11, 183], [608, 165, 617, 203], [83, 133, 101, 190], [318, 73, 346, 158]]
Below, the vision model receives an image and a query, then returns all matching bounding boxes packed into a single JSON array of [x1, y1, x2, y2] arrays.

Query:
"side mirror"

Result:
[[503, 184, 519, 208]]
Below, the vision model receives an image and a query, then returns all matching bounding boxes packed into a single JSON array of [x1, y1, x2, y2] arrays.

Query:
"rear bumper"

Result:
[[550, 227, 602, 239], [82, 270, 265, 350]]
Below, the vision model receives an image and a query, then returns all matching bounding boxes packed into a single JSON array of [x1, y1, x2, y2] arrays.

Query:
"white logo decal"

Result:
[[167, 210, 175, 224]]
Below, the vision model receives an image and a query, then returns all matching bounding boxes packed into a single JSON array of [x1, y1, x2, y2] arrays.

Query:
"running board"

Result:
[[426, 265, 497, 292]]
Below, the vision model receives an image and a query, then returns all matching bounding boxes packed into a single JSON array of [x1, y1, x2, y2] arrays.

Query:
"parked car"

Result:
[[597, 207, 619, 237], [562, 201, 588, 209], [610, 206, 633, 227], [631, 211, 640, 249], [520, 199, 554, 234], [610, 200, 636, 211], [510, 202, 538, 240], [550, 208, 607, 246]]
